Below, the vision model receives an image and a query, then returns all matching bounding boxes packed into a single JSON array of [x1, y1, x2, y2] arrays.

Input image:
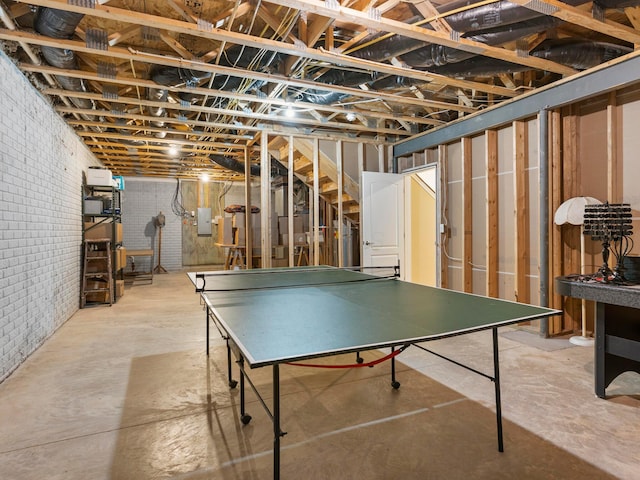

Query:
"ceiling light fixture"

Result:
[[168, 145, 179, 156], [285, 106, 295, 118], [346, 112, 356, 122], [200, 173, 210, 182]]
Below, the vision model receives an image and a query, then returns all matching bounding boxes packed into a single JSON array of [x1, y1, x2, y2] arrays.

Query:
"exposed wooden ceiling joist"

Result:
[[0, 0, 637, 179]]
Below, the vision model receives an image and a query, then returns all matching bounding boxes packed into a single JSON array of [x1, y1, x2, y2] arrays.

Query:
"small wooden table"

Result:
[[126, 249, 154, 283], [216, 244, 246, 270]]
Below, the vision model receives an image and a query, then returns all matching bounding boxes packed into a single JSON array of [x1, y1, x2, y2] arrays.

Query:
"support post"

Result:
[[539, 109, 550, 336], [273, 364, 281, 479], [492, 328, 504, 452]]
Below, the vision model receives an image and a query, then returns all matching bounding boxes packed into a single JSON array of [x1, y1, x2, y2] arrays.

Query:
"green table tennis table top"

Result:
[[189, 267, 559, 368]]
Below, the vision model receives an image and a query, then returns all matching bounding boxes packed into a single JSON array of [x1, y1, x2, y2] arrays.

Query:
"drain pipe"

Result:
[[539, 109, 550, 337]]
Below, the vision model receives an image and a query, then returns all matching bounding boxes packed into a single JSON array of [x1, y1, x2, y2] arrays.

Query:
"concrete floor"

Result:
[[0, 270, 638, 479]]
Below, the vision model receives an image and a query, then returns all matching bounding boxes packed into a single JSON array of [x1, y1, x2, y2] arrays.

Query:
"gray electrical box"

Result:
[[197, 208, 212, 235]]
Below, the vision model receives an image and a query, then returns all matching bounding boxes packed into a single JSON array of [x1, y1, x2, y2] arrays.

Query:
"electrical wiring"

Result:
[[217, 181, 233, 215], [171, 178, 189, 218], [439, 153, 462, 264]]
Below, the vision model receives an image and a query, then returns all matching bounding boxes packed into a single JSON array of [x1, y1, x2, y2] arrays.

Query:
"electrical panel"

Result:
[[197, 208, 212, 235]]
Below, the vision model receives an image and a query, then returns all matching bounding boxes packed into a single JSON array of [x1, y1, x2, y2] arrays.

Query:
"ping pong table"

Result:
[[189, 266, 559, 479]]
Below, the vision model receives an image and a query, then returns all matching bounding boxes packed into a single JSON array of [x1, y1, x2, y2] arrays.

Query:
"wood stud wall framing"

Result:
[[462, 137, 472, 294], [435, 122, 535, 320], [260, 131, 271, 268], [550, 109, 565, 335], [438, 144, 448, 289], [246, 134, 353, 269], [560, 105, 580, 335], [288, 137, 295, 268], [244, 146, 253, 268], [426, 89, 632, 337], [312, 138, 320, 266], [485, 130, 499, 299], [337, 141, 344, 268], [607, 92, 620, 204], [513, 120, 529, 305]]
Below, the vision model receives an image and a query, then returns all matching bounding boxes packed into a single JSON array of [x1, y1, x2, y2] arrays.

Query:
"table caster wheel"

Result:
[[229, 379, 238, 388], [241, 414, 252, 425], [391, 381, 401, 390]]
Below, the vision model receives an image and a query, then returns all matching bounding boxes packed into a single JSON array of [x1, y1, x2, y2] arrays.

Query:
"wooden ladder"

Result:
[[81, 238, 113, 307]]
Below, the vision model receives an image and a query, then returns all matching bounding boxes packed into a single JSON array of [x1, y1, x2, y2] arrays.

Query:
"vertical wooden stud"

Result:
[[260, 131, 272, 268], [486, 129, 499, 298], [607, 91, 619, 203], [313, 138, 320, 265], [358, 142, 365, 265], [462, 137, 473, 293], [550, 110, 564, 319], [514, 120, 529, 304], [244, 146, 253, 268], [438, 144, 448, 289], [560, 106, 581, 334], [288, 137, 295, 267], [337, 140, 344, 268]]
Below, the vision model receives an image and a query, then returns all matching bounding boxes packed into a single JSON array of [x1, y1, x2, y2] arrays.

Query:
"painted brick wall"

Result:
[[0, 51, 102, 381], [121, 178, 183, 271]]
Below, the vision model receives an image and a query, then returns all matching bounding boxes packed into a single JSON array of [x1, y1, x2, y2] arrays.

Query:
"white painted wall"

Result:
[[0, 51, 101, 381]]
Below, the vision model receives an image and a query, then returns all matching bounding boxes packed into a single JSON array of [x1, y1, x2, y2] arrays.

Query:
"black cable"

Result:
[[171, 179, 188, 218]]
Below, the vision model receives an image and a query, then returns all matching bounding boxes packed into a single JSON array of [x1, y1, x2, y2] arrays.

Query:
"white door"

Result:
[[361, 171, 404, 276]]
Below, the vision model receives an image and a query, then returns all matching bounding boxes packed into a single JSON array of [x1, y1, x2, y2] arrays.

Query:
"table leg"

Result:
[[390, 346, 401, 389], [492, 328, 504, 452], [206, 304, 210, 356], [273, 364, 281, 480], [239, 356, 251, 424], [227, 339, 237, 388], [595, 302, 606, 398], [224, 248, 232, 270]]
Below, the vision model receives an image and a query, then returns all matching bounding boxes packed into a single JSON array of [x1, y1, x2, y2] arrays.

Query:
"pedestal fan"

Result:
[[153, 211, 168, 274], [553, 196, 602, 346]]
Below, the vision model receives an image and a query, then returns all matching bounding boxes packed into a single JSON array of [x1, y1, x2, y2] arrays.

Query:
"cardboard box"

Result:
[[306, 231, 324, 243], [85, 258, 109, 274], [87, 167, 113, 186], [115, 280, 125, 297], [85, 279, 111, 303], [281, 232, 307, 245], [252, 225, 261, 249], [232, 212, 245, 228], [278, 215, 306, 236], [271, 215, 278, 245], [84, 222, 123, 243], [115, 247, 127, 271], [217, 217, 234, 245], [86, 291, 110, 303], [235, 226, 246, 245], [84, 199, 103, 215], [278, 216, 288, 236]]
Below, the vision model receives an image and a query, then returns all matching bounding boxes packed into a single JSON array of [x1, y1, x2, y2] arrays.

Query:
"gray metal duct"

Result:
[[28, 0, 640, 153], [208, 154, 288, 178], [400, 17, 561, 68], [34, 8, 92, 110], [428, 41, 633, 77], [336, 0, 639, 84]]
